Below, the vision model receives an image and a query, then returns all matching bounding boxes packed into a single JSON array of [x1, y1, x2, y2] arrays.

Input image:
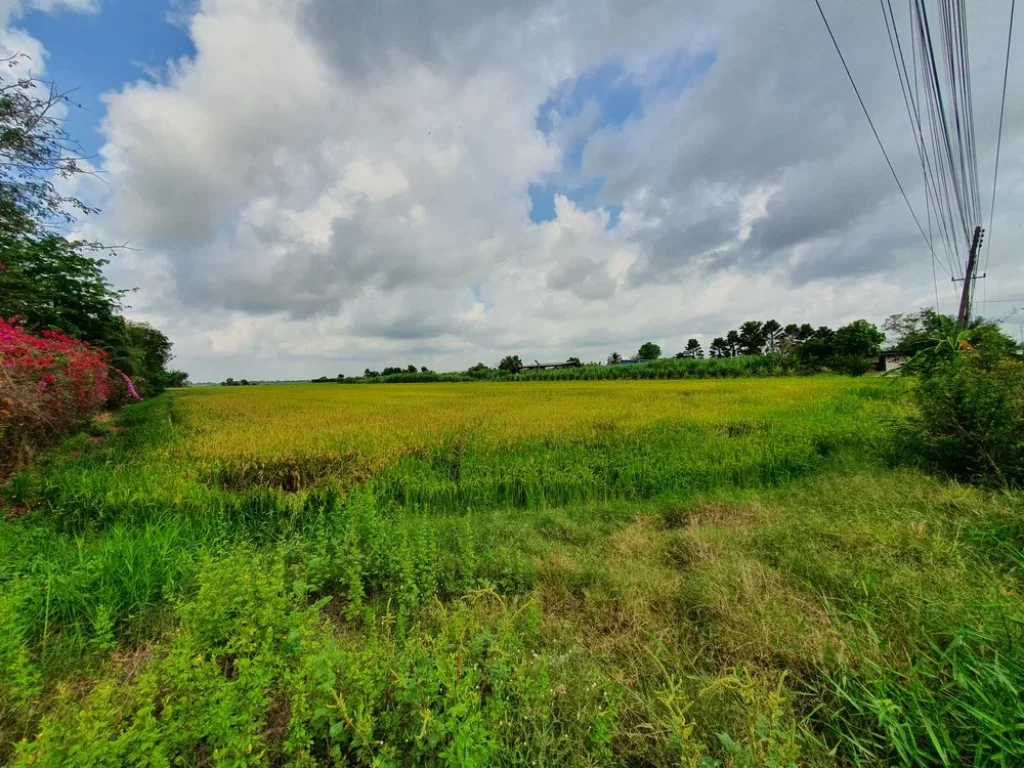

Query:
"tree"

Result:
[[163, 370, 189, 388], [883, 308, 957, 355], [406, 364, 417, 373], [709, 337, 729, 358], [420, 366, 430, 373], [833, 319, 885, 359], [725, 330, 741, 357], [107, 320, 179, 395], [364, 368, 380, 378], [607, 351, 622, 365], [762, 319, 782, 355], [683, 338, 704, 359], [737, 321, 765, 355], [798, 327, 835, 364], [637, 342, 661, 361], [0, 63, 189, 396], [498, 355, 522, 372], [0, 60, 96, 236], [0, 235, 127, 346]]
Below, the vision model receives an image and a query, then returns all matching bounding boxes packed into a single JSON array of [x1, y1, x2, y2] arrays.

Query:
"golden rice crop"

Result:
[[175, 378, 897, 461]]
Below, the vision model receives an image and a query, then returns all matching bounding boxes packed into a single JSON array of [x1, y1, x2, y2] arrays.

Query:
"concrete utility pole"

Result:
[[955, 226, 984, 328]]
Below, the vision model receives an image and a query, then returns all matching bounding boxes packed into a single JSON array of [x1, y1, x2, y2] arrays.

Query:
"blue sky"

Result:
[[529, 51, 716, 226], [17, 0, 192, 156]]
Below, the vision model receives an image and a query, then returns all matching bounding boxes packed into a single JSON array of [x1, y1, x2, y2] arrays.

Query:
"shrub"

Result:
[[898, 337, 1024, 487], [0, 319, 113, 468]]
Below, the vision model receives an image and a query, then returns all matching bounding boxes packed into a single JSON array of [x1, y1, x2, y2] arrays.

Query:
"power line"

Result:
[[982, 0, 1015, 303], [881, 0, 958, 278], [879, 0, 950, 312], [811, 0, 945, 277]]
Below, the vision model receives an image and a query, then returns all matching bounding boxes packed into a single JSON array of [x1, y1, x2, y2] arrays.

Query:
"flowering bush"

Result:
[[1, 318, 124, 468]]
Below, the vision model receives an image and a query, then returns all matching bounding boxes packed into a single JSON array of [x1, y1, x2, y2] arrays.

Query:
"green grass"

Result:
[[1, 379, 1022, 766]]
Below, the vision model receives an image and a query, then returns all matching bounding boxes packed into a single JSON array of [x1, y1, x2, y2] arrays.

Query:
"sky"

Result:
[[2, 0, 1022, 381]]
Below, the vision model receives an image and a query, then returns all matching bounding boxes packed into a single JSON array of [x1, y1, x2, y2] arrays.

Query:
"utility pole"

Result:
[[955, 225, 984, 328]]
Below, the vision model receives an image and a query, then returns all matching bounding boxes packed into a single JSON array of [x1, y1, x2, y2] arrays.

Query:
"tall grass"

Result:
[[2, 377, 1021, 766]]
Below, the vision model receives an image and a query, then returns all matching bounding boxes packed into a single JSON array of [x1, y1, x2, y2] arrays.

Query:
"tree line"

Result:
[[0, 62, 187, 395], [602, 318, 887, 375]]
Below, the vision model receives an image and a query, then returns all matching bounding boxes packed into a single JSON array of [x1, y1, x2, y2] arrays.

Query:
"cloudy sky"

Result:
[[3, 0, 1022, 380]]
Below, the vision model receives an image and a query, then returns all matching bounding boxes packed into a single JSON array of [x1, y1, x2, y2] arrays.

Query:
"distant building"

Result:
[[615, 358, 641, 366], [517, 359, 582, 372], [879, 352, 909, 373]]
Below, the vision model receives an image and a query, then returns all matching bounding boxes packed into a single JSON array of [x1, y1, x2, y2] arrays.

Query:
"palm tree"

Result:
[[762, 319, 782, 354], [738, 321, 765, 355], [709, 337, 729, 358], [684, 338, 704, 359], [607, 351, 622, 365], [725, 330, 741, 357]]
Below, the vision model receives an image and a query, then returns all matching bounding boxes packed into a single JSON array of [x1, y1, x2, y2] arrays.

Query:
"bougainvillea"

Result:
[[1, 318, 135, 466]]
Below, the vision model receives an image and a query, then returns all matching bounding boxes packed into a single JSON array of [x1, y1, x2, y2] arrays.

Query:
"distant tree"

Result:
[[498, 354, 522, 372], [683, 338, 704, 359], [798, 327, 835, 363], [637, 342, 661, 361], [223, 377, 236, 386], [725, 330, 741, 357], [709, 337, 729, 358], [163, 370, 189, 387], [364, 368, 380, 378], [883, 309, 951, 354], [833, 319, 885, 359], [674, 352, 686, 359], [466, 362, 490, 373], [420, 366, 430, 373], [607, 351, 622, 365], [738, 321, 765, 355], [406, 364, 417, 373], [762, 320, 782, 355], [239, 379, 250, 386]]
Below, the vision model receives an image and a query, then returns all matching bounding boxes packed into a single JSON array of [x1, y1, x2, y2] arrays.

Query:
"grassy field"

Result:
[[2, 378, 1022, 766]]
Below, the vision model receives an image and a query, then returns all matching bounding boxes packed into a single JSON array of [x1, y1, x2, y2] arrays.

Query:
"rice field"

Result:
[[2, 377, 1023, 767]]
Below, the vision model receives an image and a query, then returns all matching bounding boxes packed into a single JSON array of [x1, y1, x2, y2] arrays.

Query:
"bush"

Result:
[[899, 348, 1024, 487], [1, 319, 114, 468]]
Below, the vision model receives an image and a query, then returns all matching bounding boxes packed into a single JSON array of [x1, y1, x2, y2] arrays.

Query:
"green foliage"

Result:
[[335, 355, 790, 384], [680, 338, 704, 359], [793, 320, 885, 376], [0, 70, 186, 394], [498, 354, 522, 372], [738, 321, 764, 355], [637, 341, 662, 361], [899, 351, 1024, 487], [0, 235, 127, 343]]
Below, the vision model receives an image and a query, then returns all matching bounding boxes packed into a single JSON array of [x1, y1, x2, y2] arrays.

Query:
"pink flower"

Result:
[[115, 369, 143, 401]]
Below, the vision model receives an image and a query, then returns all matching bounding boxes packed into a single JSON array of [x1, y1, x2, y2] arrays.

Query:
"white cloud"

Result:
[[67, 0, 1024, 380]]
